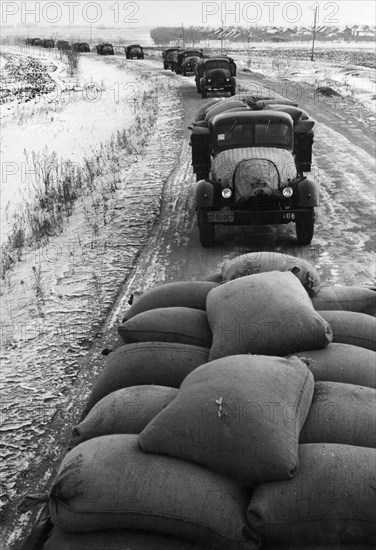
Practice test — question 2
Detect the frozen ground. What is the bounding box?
[227,42,376,127]
[0,48,183,544]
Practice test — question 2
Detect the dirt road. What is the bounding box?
[111,56,375,320]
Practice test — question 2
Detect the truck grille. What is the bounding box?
[210,70,226,85]
[239,195,283,211]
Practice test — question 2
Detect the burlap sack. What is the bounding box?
[82,342,209,416]
[205,100,247,121]
[43,527,209,550]
[205,271,224,283]
[311,285,375,316]
[195,97,226,121]
[207,272,332,361]
[221,252,320,295]
[139,355,314,486]
[49,435,258,550]
[118,307,212,348]
[264,545,369,550]
[71,386,178,446]
[318,310,376,351]
[291,344,376,388]
[300,381,376,447]
[247,443,376,544]
[123,281,218,321]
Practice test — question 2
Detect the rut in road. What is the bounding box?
[109,140,195,325]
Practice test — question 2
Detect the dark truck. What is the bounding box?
[195,57,237,98]
[173,49,203,74]
[190,100,317,246]
[162,47,180,69]
[56,40,70,50]
[96,43,115,55]
[181,55,201,76]
[125,44,144,59]
[72,42,90,52]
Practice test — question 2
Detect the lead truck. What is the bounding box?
[190,98,318,246]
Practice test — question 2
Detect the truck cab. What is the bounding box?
[191,104,318,246]
[195,57,237,98]
[174,49,203,74]
[125,44,144,59]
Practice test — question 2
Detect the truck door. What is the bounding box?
[190,129,211,180]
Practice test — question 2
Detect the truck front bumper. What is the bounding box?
[205,209,312,225]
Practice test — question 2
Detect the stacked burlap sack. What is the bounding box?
[40,253,376,549]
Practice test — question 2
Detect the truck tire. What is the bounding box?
[296,209,314,245]
[197,208,215,247]
[163,61,168,69]
[182,67,187,76]
[230,85,236,96]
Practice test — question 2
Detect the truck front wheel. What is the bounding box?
[197,208,215,247]
[296,209,314,245]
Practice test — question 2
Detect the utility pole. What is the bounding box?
[311,5,317,61]
[221,15,224,53]
[182,22,185,48]
[90,23,93,46]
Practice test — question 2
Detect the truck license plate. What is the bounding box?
[207,212,234,223]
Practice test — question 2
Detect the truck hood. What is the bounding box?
[212,147,296,189]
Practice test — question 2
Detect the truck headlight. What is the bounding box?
[282,186,293,198]
[222,188,232,199]
[226,78,230,82]
[207,78,211,82]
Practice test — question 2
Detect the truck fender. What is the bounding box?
[296,177,320,207]
[195,180,214,207]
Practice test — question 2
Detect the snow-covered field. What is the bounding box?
[0,47,183,541]
[0,39,375,547]
[1,46,140,238]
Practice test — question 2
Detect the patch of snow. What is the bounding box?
[0,50,141,239]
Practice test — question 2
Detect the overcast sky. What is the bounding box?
[2,1,376,28]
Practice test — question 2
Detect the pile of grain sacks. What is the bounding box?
[39,252,376,549]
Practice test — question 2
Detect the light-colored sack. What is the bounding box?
[49,435,259,550]
[83,342,209,416]
[123,281,218,321]
[139,355,314,486]
[311,285,375,316]
[247,443,376,544]
[291,343,376,388]
[71,385,177,446]
[300,381,376,447]
[221,252,320,294]
[118,307,212,348]
[204,271,224,283]
[207,272,332,361]
[318,310,376,351]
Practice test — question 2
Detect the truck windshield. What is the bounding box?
[215,120,292,150]
[205,60,230,70]
[184,51,201,57]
